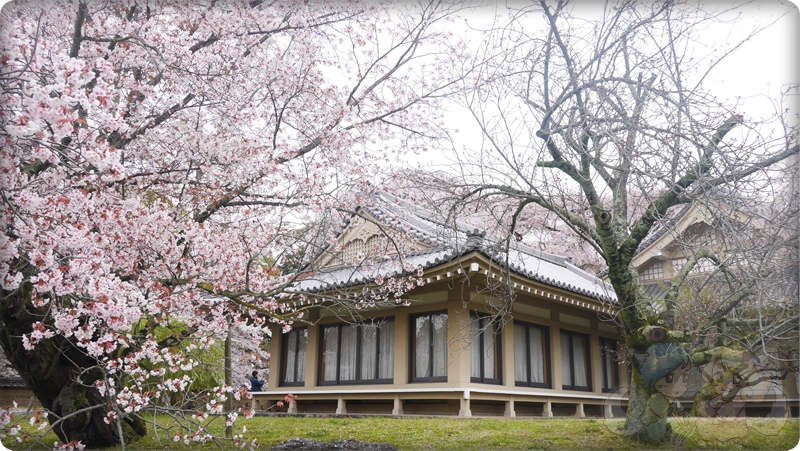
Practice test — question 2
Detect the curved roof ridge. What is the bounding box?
[372,192,571,268]
[294,190,617,302]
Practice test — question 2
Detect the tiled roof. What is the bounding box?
[292,192,617,303]
[0,378,27,388]
[635,204,692,255]
[642,282,670,302]
[291,247,455,292]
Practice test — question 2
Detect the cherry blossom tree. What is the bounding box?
[0,0,467,447]
[435,0,798,444]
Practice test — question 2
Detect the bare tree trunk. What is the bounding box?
[623,364,674,443]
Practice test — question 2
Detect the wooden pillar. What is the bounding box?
[590,334,603,394]
[502,321,516,388]
[448,303,470,386]
[267,325,282,390]
[394,312,408,384]
[304,325,319,388]
[551,328,563,391]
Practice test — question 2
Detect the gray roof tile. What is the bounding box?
[293,192,617,302]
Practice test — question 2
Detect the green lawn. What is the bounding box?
[5,415,799,450]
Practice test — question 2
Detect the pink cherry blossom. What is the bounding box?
[0,0,468,446]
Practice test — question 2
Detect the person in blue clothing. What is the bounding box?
[249,370,265,392]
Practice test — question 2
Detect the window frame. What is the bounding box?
[470,312,502,385]
[641,261,664,280]
[318,318,394,386]
[560,329,592,391]
[673,256,716,275]
[514,321,551,388]
[599,337,620,393]
[409,311,449,383]
[280,327,308,387]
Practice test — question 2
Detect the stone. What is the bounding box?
[270,438,398,451]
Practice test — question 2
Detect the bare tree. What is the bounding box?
[437,0,798,443]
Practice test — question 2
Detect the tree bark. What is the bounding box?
[622,354,676,443]
[0,283,146,447]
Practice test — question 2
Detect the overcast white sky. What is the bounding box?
[696,1,798,118]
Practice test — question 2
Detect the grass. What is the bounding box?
[4,415,799,450]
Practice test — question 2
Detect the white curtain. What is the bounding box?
[514,324,527,383]
[414,314,447,378]
[378,321,394,379]
[529,327,544,384]
[515,325,546,384]
[415,316,431,378]
[602,345,614,389]
[340,325,358,381]
[572,335,587,387]
[285,331,297,383]
[295,329,307,382]
[360,325,377,380]
[321,322,393,383]
[560,332,572,386]
[431,314,448,378]
[470,320,481,378]
[322,327,339,381]
[482,324,495,379]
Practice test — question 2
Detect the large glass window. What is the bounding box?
[281,327,307,386]
[470,314,501,384]
[320,319,394,385]
[514,322,550,387]
[560,330,591,391]
[600,337,619,392]
[411,312,448,382]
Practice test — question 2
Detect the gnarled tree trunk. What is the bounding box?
[622,352,678,444]
[0,283,146,447]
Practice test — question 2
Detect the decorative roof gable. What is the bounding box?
[311,205,433,270]
[632,202,731,269]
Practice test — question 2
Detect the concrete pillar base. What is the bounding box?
[460,394,471,418]
[543,400,553,417]
[504,400,516,417]
[392,397,404,416]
